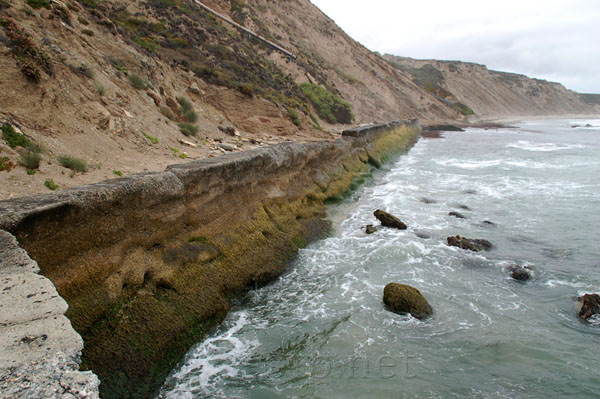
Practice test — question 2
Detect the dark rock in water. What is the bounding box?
[414,231,432,239]
[383,283,433,320]
[577,294,600,321]
[463,189,478,195]
[482,220,496,226]
[505,264,533,281]
[447,235,493,252]
[374,209,407,230]
[365,225,377,234]
[511,269,531,281]
[448,211,466,219]
[457,204,472,211]
[419,197,437,204]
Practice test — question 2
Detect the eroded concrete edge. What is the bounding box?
[0,230,100,399]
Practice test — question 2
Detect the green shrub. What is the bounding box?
[128,73,146,90]
[2,124,42,151]
[113,170,123,177]
[160,107,176,120]
[26,0,51,9]
[237,83,254,97]
[299,83,353,124]
[44,178,58,190]
[178,122,198,137]
[26,168,36,175]
[451,102,475,116]
[142,131,159,144]
[19,150,41,169]
[58,155,88,172]
[177,97,197,122]
[287,108,301,127]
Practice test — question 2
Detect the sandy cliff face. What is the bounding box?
[384,55,599,119]
[1,0,596,199]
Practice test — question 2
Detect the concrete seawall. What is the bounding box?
[0,120,420,398]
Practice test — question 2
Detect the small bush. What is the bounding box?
[142,131,159,144]
[160,107,176,120]
[80,64,94,78]
[26,0,51,9]
[44,178,58,190]
[26,168,36,175]
[287,108,301,127]
[78,16,89,25]
[2,124,41,151]
[94,83,105,96]
[113,170,123,177]
[82,29,94,36]
[58,155,87,172]
[299,83,353,124]
[177,97,197,123]
[237,83,254,97]
[128,73,146,90]
[19,150,41,170]
[0,157,15,172]
[451,102,475,116]
[178,122,198,137]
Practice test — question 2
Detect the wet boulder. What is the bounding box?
[505,264,533,281]
[374,209,407,230]
[448,211,466,219]
[447,235,493,252]
[365,225,377,234]
[577,294,600,321]
[383,283,433,320]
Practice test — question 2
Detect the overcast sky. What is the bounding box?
[310,0,600,93]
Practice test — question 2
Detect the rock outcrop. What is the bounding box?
[577,294,600,321]
[374,210,408,230]
[447,235,493,252]
[383,283,433,320]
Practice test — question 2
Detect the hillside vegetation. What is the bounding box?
[0,0,598,199]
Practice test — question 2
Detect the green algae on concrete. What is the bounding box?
[0,120,420,398]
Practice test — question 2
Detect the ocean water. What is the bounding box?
[159,119,600,399]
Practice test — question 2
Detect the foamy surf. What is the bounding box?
[160,120,600,398]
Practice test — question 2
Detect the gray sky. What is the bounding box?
[310,0,600,93]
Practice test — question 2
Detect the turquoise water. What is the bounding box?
[159,119,600,398]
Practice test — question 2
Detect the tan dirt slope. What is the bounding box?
[0,0,597,199]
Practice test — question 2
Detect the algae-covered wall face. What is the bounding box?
[0,122,420,399]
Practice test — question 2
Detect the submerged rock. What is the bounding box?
[419,197,437,204]
[374,209,407,230]
[447,235,493,252]
[383,283,433,320]
[506,264,533,281]
[577,294,600,321]
[365,225,377,234]
[482,220,496,227]
[448,211,466,219]
[414,230,432,239]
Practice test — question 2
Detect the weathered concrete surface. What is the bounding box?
[0,231,100,399]
[0,120,420,398]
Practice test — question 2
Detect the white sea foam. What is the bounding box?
[160,312,256,398]
[506,140,585,152]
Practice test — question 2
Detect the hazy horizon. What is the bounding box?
[311,0,600,94]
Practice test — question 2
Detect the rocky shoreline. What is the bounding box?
[0,120,420,398]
